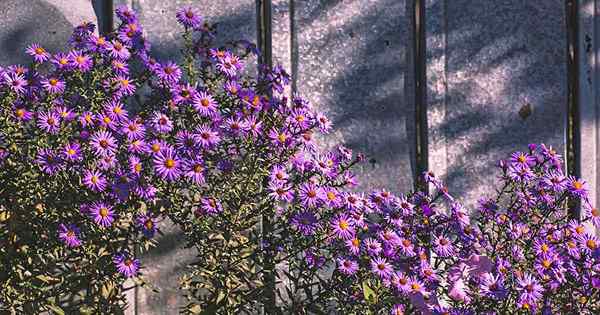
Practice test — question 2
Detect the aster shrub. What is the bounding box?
[311,144,600,314]
[0,4,351,314]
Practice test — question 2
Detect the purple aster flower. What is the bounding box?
[541,170,566,192]
[57,223,82,248]
[121,118,145,140]
[378,229,400,247]
[153,147,181,181]
[510,151,535,168]
[82,169,107,192]
[337,257,359,276]
[585,205,600,228]
[398,238,416,257]
[136,214,158,238]
[69,50,93,72]
[133,183,157,201]
[150,112,173,134]
[331,214,355,239]
[567,176,587,198]
[41,77,65,94]
[175,130,199,152]
[128,139,148,154]
[176,7,202,29]
[244,115,263,138]
[323,187,342,208]
[290,211,318,236]
[216,55,242,77]
[51,53,72,71]
[156,61,182,84]
[579,233,599,256]
[183,158,206,185]
[364,238,383,256]
[113,252,140,278]
[508,165,535,182]
[148,139,170,156]
[115,5,137,23]
[107,40,131,60]
[433,234,454,257]
[268,181,294,203]
[196,125,221,149]
[222,116,246,137]
[197,197,223,216]
[54,105,76,121]
[3,72,28,94]
[118,22,142,44]
[11,103,33,122]
[128,155,143,176]
[479,272,506,299]
[90,202,115,227]
[111,59,129,75]
[288,108,312,130]
[315,112,332,133]
[370,257,393,279]
[224,80,241,96]
[298,182,322,208]
[345,237,361,256]
[35,148,64,174]
[79,111,94,128]
[62,142,82,162]
[171,83,197,105]
[517,273,543,306]
[104,101,129,123]
[26,43,50,63]
[89,130,117,156]
[269,165,289,183]
[88,34,109,52]
[113,75,136,96]
[269,129,293,149]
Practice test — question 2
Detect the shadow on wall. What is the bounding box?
[0,0,74,66]
[289,0,417,194]
[426,0,568,206]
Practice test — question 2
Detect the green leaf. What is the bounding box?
[46,305,65,315]
[362,280,377,305]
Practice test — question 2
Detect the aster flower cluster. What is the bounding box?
[299,144,598,314]
[0,4,339,314]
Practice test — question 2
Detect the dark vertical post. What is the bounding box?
[414,0,428,190]
[92,0,114,35]
[256,0,276,311]
[566,0,580,217]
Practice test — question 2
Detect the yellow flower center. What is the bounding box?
[144,220,153,230]
[35,47,45,54]
[338,220,349,230]
[99,207,109,217]
[587,239,596,250]
[327,192,336,201]
[164,159,175,169]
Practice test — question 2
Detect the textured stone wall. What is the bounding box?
[426,0,568,208]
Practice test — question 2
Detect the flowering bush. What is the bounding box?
[311,144,600,314]
[1,4,599,315]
